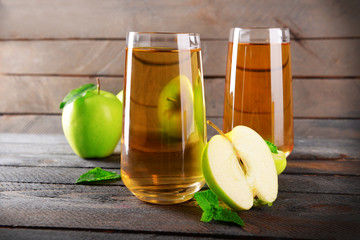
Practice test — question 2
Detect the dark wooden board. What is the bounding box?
[1,116,359,141]
[0,228,218,240]
[291,138,360,160]
[0,0,359,39]
[1,40,359,77]
[286,159,360,176]
[2,76,360,118]
[0,228,221,240]
[1,130,359,161]
[1,182,359,239]
[0,166,359,196]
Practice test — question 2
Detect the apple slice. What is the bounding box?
[202,125,278,210]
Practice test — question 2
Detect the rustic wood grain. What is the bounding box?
[1,116,359,141]
[0,76,123,114]
[1,76,360,118]
[286,159,360,176]
[0,40,359,77]
[205,78,360,118]
[1,131,360,175]
[0,115,63,134]
[0,228,221,240]
[1,133,360,176]
[0,228,216,240]
[0,166,359,196]
[0,0,359,39]
[293,119,360,140]
[1,182,359,239]
[291,138,360,160]
[1,129,360,160]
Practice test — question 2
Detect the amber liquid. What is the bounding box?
[223,42,294,156]
[121,47,206,204]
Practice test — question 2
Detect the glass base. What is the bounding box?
[130,180,205,205]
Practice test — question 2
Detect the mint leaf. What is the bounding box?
[213,207,244,226]
[200,208,215,222]
[265,140,278,154]
[194,189,219,212]
[194,190,244,227]
[76,167,121,184]
[60,83,96,109]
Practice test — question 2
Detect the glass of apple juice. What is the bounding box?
[121,32,207,204]
[223,28,294,156]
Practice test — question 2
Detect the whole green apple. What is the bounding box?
[61,83,123,159]
[157,75,194,139]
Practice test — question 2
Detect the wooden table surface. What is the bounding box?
[1,131,359,240]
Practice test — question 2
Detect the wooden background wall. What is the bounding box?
[0,0,359,140]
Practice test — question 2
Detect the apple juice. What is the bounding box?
[121,47,206,204]
[223,42,294,156]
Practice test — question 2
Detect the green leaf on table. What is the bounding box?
[60,83,96,109]
[194,190,244,227]
[194,189,219,211]
[200,208,215,222]
[265,140,278,154]
[76,167,121,184]
[213,207,245,226]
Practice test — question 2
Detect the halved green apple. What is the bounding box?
[202,125,278,210]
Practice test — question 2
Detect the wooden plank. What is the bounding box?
[0,229,215,240]
[286,159,360,176]
[0,166,359,195]
[1,116,359,140]
[1,182,359,239]
[1,132,360,160]
[1,76,360,118]
[1,153,358,176]
[0,76,123,114]
[1,134,360,176]
[0,115,63,134]
[1,128,360,161]
[0,40,359,77]
[293,119,360,140]
[0,228,219,240]
[0,0,359,39]
[291,138,360,160]
[293,79,360,118]
[205,79,360,118]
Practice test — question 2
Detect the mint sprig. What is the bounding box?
[194,190,244,226]
[60,83,96,109]
[265,140,278,154]
[76,167,121,184]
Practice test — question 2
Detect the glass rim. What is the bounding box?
[126,32,201,49]
[229,27,290,44]
[127,31,200,37]
[230,27,289,31]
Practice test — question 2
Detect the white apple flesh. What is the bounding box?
[202,125,278,210]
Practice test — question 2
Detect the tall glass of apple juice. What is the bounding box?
[121,32,206,204]
[223,28,294,156]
